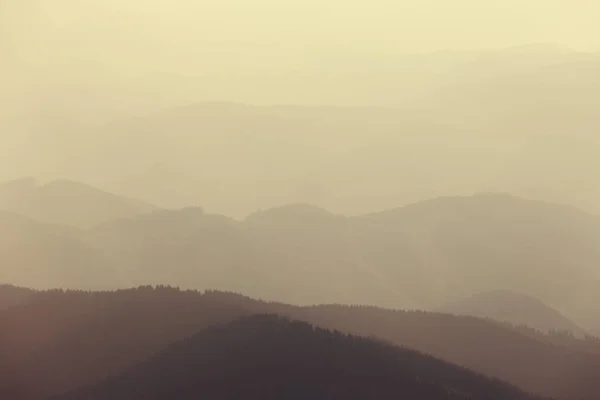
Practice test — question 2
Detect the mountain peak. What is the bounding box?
[0,177,157,228]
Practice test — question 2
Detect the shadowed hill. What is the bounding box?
[0,178,157,228]
[438,290,586,337]
[0,287,252,399]
[288,303,600,400]
[0,285,34,310]
[1,287,599,400]
[54,315,545,400]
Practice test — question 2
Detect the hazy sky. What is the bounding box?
[1,0,599,115]
[5,1,600,52]
[3,0,600,79]
[2,0,600,213]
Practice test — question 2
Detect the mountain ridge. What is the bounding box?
[54,314,546,400]
[438,290,586,337]
[0,178,158,228]
[0,285,596,400]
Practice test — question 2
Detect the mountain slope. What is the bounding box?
[0,211,118,289]
[85,205,396,306]
[56,315,544,400]
[0,285,33,310]
[85,207,267,295]
[0,178,157,228]
[3,190,600,331]
[77,193,600,328]
[289,303,600,400]
[438,290,586,336]
[360,193,600,325]
[1,287,600,400]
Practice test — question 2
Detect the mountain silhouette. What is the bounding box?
[1,286,600,400]
[87,193,600,319]
[0,284,33,310]
[54,314,545,400]
[0,211,117,289]
[438,290,586,336]
[2,189,600,331]
[0,189,600,333]
[0,178,157,228]
[361,193,600,328]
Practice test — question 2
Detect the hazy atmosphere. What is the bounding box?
[1,1,600,399]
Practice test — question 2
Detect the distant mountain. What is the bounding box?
[85,207,264,294]
[81,193,600,329]
[91,100,531,217]
[2,191,600,332]
[245,203,341,226]
[6,48,600,215]
[111,162,203,210]
[438,290,586,336]
[55,315,544,400]
[0,178,157,228]
[360,193,600,327]
[87,102,389,217]
[2,287,599,400]
[85,205,403,307]
[0,211,119,290]
[244,204,393,306]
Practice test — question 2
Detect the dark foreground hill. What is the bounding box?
[0,284,33,310]
[55,315,543,400]
[1,287,600,400]
[288,304,600,400]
